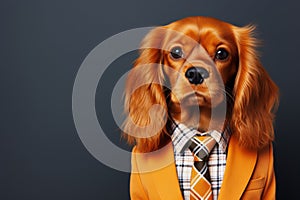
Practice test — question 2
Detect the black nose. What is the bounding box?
[185,67,209,85]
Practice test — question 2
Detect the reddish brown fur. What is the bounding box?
[123,16,279,152]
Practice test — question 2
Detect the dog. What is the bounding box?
[123,16,279,200]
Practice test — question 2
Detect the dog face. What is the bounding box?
[161,17,239,108]
[123,16,279,152]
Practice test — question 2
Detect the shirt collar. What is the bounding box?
[170,121,231,154]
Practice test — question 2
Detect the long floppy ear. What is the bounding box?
[123,28,169,153]
[231,25,279,150]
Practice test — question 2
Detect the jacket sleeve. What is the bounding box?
[262,143,276,199]
[130,147,149,200]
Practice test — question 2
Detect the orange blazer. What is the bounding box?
[130,136,275,200]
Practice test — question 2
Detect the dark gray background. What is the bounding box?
[1,0,299,199]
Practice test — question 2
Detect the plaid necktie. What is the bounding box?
[189,135,216,200]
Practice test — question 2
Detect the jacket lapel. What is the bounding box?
[218,136,258,200]
[135,142,183,200]
[151,159,183,200]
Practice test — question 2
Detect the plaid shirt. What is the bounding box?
[170,122,230,200]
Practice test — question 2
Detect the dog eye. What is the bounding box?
[215,48,229,61]
[170,46,183,59]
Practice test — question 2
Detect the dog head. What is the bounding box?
[123,16,279,152]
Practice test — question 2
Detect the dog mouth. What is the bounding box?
[181,92,208,105]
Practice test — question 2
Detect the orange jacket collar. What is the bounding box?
[134,136,258,200]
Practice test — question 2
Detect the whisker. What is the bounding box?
[222,86,235,107]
